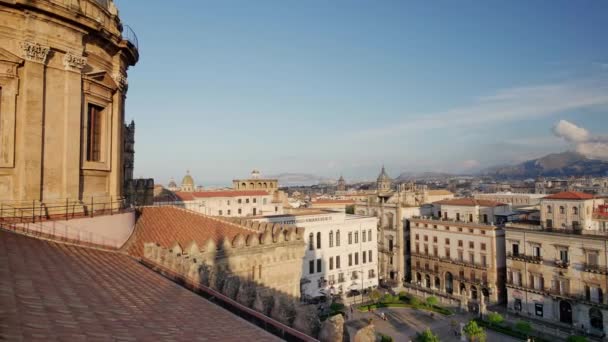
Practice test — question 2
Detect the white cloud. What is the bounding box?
[553,120,608,160]
[553,120,589,143]
[360,77,608,138]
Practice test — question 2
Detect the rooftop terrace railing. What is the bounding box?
[122,24,139,50]
[0,196,131,224]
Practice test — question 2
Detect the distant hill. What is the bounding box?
[270,173,333,186]
[480,151,608,179]
[396,171,456,181]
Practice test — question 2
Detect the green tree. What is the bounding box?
[415,328,440,342]
[409,296,421,307]
[486,312,504,327]
[463,320,486,342]
[566,336,588,342]
[426,296,439,307]
[370,289,382,303]
[345,205,355,215]
[515,320,532,338]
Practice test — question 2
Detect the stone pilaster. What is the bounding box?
[17,44,48,200]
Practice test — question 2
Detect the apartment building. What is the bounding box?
[254,209,379,300]
[505,192,607,336]
[409,198,508,312]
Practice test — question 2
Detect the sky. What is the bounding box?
[115,0,608,186]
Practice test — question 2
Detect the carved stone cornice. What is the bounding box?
[63,53,87,71]
[19,41,50,64]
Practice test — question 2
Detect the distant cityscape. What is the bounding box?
[1,1,607,342]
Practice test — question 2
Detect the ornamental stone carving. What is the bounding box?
[113,72,128,90]
[63,53,87,71]
[20,41,50,64]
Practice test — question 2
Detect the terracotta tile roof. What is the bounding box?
[0,229,278,341]
[173,190,270,201]
[126,206,254,258]
[434,198,507,207]
[543,191,595,200]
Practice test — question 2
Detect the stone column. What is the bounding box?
[17,42,49,201]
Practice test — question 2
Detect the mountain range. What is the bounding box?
[479,151,608,179]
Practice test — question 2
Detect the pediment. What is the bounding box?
[84,70,118,91]
[0,47,24,65]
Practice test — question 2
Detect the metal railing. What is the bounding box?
[122,25,139,50]
[0,197,130,223]
[411,252,489,270]
[583,263,608,275]
[506,252,543,264]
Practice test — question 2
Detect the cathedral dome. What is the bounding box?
[377,166,391,183]
[181,171,195,187]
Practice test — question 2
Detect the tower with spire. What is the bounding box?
[337,174,346,192]
[377,165,392,193]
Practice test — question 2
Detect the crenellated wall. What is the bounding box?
[141,223,325,335]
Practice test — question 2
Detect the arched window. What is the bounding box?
[559,206,565,214]
[329,231,334,247]
[547,205,552,213]
[572,207,578,215]
[308,233,314,250]
[336,230,341,246]
[316,232,321,249]
[590,307,603,331]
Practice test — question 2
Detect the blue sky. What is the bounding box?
[116,1,608,185]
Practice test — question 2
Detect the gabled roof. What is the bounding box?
[0,230,278,340]
[543,191,595,200]
[126,207,255,258]
[434,198,507,207]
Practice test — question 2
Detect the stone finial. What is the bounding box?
[261,231,273,245]
[63,53,87,71]
[232,234,246,248]
[203,239,217,253]
[170,242,183,255]
[221,238,232,250]
[246,233,260,247]
[20,41,50,64]
[185,240,199,255]
[273,231,285,243]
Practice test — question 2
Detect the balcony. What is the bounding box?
[411,216,498,229]
[554,260,570,269]
[506,281,570,298]
[411,252,488,270]
[506,252,543,264]
[583,263,608,275]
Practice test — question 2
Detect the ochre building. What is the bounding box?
[0,0,138,209]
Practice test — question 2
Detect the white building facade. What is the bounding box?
[159,190,283,217]
[254,210,379,299]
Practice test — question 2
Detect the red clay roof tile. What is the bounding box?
[0,229,278,341]
[126,206,254,258]
[543,191,595,200]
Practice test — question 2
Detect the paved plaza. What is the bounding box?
[345,306,522,341]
